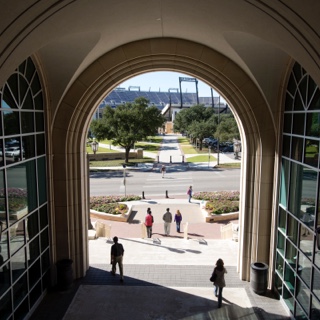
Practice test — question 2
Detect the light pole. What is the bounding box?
[208,146,211,168]
[122,164,126,197]
[91,138,99,154]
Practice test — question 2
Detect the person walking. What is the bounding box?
[187,186,193,203]
[110,236,125,282]
[161,165,166,178]
[174,209,182,233]
[162,208,172,236]
[145,208,154,238]
[211,258,227,308]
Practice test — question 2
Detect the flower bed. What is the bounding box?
[194,191,240,223]
[89,195,139,222]
[90,195,140,213]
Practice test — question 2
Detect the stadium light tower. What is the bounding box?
[179,77,199,108]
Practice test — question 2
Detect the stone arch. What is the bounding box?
[52,38,276,280]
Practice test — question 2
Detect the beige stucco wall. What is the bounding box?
[50,38,279,283]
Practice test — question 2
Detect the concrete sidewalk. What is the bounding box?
[93,134,241,171]
[32,198,290,320]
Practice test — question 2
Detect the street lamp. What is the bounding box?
[91,138,99,154]
[208,146,211,168]
[122,164,126,197]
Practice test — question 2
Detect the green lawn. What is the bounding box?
[86,146,119,154]
[89,158,154,167]
[187,155,217,162]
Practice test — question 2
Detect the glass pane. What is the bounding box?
[279,207,286,232]
[289,164,317,221]
[283,283,294,313]
[21,89,34,111]
[40,228,49,252]
[34,92,43,111]
[275,272,283,295]
[0,230,9,262]
[299,226,313,261]
[282,135,291,158]
[11,247,26,283]
[14,297,29,319]
[39,205,48,231]
[279,159,290,207]
[308,87,320,111]
[22,135,35,159]
[41,248,50,273]
[0,140,4,167]
[28,259,41,288]
[38,157,47,205]
[0,169,7,229]
[287,214,298,244]
[7,167,28,223]
[293,113,305,135]
[294,88,305,111]
[21,111,34,133]
[291,137,303,161]
[0,261,10,296]
[315,232,320,269]
[277,231,285,255]
[9,220,25,256]
[311,295,320,320]
[276,252,284,278]
[304,139,319,168]
[312,268,320,298]
[284,262,296,294]
[13,273,27,308]
[28,236,40,266]
[295,302,308,319]
[36,134,45,155]
[3,110,19,135]
[0,290,12,319]
[35,112,44,131]
[306,112,320,137]
[283,113,292,133]
[27,211,39,241]
[296,278,310,313]
[298,253,312,288]
[285,240,297,264]
[5,137,22,164]
[30,281,42,308]
[3,82,18,110]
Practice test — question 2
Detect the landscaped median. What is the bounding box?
[89,195,141,222]
[194,191,240,223]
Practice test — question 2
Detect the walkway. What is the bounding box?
[30,136,290,320]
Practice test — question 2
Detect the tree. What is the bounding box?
[189,120,217,150]
[90,97,165,163]
[215,114,240,142]
[174,104,214,134]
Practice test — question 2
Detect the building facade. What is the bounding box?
[0,1,320,319]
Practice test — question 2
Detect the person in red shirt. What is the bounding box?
[145,208,154,238]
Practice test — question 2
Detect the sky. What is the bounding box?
[119,71,225,100]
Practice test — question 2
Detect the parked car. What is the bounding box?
[5,147,21,157]
[220,144,234,152]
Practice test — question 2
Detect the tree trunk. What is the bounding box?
[125,147,130,163]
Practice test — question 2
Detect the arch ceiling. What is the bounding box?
[1,0,320,113]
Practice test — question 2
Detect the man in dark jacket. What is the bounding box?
[110,236,125,282]
[162,208,172,236]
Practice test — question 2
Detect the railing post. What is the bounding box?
[166,190,169,198]
[142,191,145,199]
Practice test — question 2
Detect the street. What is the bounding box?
[90,166,241,198]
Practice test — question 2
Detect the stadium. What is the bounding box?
[95,78,230,133]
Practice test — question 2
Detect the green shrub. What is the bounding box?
[194,191,240,215]
[89,195,140,214]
